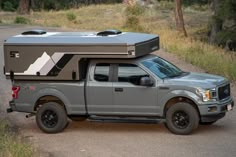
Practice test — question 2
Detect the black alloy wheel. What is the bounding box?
[172,111,190,129]
[41,110,59,128]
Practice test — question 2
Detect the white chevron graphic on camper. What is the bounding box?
[23,52,50,75]
[39,53,65,75]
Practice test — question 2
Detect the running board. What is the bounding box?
[87,116,165,124]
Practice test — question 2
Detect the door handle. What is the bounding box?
[115,88,123,92]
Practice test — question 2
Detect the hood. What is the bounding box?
[166,72,227,89]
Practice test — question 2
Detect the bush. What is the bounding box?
[14,16,30,24]
[66,12,76,21]
[125,5,144,16]
[3,1,15,12]
[124,16,143,31]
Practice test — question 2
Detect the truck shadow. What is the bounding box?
[63,120,231,135]
[66,120,167,134]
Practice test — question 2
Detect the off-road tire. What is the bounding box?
[165,102,199,135]
[36,102,68,133]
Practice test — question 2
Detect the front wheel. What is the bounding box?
[36,102,68,133]
[165,102,199,135]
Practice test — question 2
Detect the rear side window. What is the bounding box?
[118,63,148,85]
[94,63,110,82]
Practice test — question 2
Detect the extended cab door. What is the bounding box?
[112,63,159,116]
[86,62,113,115]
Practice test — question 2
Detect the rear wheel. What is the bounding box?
[165,102,199,135]
[36,102,68,133]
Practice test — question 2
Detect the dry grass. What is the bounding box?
[0,3,236,81]
[0,121,34,157]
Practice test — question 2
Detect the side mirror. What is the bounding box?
[140,76,154,87]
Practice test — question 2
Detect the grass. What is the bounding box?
[14,16,30,24]
[0,3,235,81]
[0,120,34,157]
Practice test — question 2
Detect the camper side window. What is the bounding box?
[94,63,110,82]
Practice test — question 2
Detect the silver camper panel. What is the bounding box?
[4,31,159,80]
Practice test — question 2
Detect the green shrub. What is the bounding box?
[66,12,76,21]
[3,1,16,12]
[157,1,174,10]
[124,16,143,32]
[14,16,30,24]
[125,5,144,16]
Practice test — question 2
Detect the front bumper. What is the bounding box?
[198,97,234,122]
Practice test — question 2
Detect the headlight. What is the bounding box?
[196,88,216,102]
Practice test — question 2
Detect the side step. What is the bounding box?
[88,116,165,124]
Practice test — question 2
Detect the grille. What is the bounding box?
[218,84,230,100]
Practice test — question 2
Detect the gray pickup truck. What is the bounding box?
[5,30,234,135]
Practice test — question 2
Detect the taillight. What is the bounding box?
[12,86,20,99]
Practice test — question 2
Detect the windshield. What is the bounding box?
[141,57,183,79]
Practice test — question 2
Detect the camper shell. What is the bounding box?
[4,30,159,80]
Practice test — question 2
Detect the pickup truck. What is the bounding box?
[7,54,234,135]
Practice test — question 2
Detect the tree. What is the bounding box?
[174,0,187,37]
[209,0,236,50]
[19,0,30,14]
[209,0,222,44]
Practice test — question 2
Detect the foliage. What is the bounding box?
[43,0,62,10]
[219,0,236,20]
[158,27,236,81]
[124,2,144,32]
[125,5,144,16]
[210,0,236,49]
[182,0,208,6]
[124,16,144,31]
[0,121,34,157]
[2,0,18,11]
[1,3,236,80]
[216,30,236,46]
[14,16,30,24]
[66,12,77,21]
[0,0,123,11]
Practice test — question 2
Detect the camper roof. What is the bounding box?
[5,30,158,46]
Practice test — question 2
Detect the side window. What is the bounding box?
[118,64,148,85]
[94,63,110,82]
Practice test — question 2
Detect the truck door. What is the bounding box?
[86,63,113,115]
[112,63,159,116]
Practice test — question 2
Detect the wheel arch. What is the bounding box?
[33,88,70,113]
[163,96,200,118]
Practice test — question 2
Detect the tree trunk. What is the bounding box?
[209,0,222,44]
[174,0,187,37]
[30,0,36,10]
[19,0,30,14]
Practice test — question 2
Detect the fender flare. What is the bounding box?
[32,88,70,113]
[160,90,201,115]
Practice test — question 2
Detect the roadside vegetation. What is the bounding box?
[0,2,235,81]
[0,120,34,157]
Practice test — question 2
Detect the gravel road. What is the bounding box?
[0,25,235,157]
